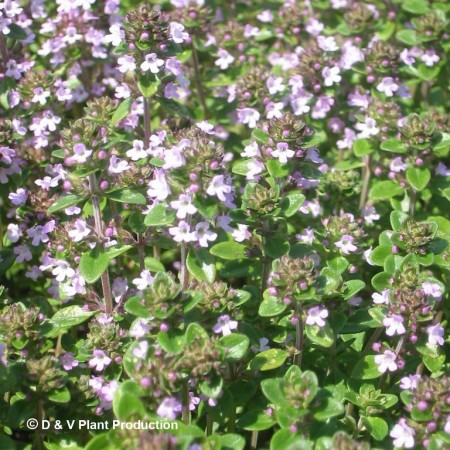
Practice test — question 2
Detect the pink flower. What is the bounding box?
[169,22,189,44]
[89,350,112,372]
[376,77,399,97]
[206,175,232,202]
[60,352,79,371]
[140,53,164,73]
[71,143,92,164]
[374,350,397,373]
[132,270,154,291]
[215,48,234,70]
[193,221,217,247]
[306,306,329,327]
[427,324,444,346]
[390,419,415,449]
[170,193,197,219]
[117,55,136,73]
[8,187,28,205]
[372,289,390,305]
[68,219,91,243]
[126,140,148,161]
[272,142,295,163]
[322,66,341,86]
[157,397,182,420]
[399,374,421,390]
[356,117,379,138]
[317,35,339,51]
[383,314,406,336]
[421,50,439,67]
[213,315,238,336]
[335,234,358,254]
[232,224,251,242]
[236,108,260,128]
[422,282,443,300]
[132,341,149,359]
[169,221,195,243]
[108,155,130,174]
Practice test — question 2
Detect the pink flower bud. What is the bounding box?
[160,323,169,332]
[99,180,109,190]
[140,377,151,388]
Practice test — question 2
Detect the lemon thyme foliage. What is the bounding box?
[0,0,449,449]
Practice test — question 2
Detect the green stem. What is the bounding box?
[137,232,145,272]
[250,431,259,450]
[359,155,372,211]
[180,244,189,290]
[88,174,114,315]
[191,43,209,118]
[261,220,271,291]
[293,301,304,368]
[182,380,190,424]
[206,413,213,436]
[0,34,8,68]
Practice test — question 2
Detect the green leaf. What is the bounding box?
[110,98,133,126]
[0,433,17,450]
[138,75,160,98]
[264,237,290,259]
[79,248,110,283]
[113,385,145,421]
[236,409,276,431]
[50,306,95,329]
[220,334,250,362]
[343,280,366,300]
[251,128,269,144]
[48,387,71,404]
[353,139,373,156]
[0,249,15,275]
[185,323,209,344]
[312,395,345,421]
[270,430,312,450]
[250,349,289,371]
[220,434,246,450]
[259,295,287,317]
[363,417,389,441]
[157,330,185,354]
[401,0,429,14]
[144,203,176,226]
[380,138,407,154]
[7,23,27,40]
[369,181,403,200]
[48,195,85,214]
[186,248,216,283]
[280,191,305,217]
[351,355,381,380]
[370,245,393,266]
[390,210,410,231]
[406,167,431,191]
[305,323,334,348]
[210,241,247,260]
[124,296,148,317]
[267,159,290,178]
[396,29,419,45]
[261,378,288,408]
[106,188,147,205]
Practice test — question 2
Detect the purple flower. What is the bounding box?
[89,350,112,372]
[169,221,195,243]
[390,418,415,449]
[399,374,421,390]
[157,397,183,420]
[141,53,164,74]
[213,315,238,336]
[8,188,28,205]
[372,289,390,305]
[60,352,79,371]
[272,142,295,163]
[215,48,234,70]
[427,324,444,346]
[306,306,329,327]
[236,108,260,129]
[132,270,154,291]
[68,219,91,243]
[374,350,398,373]
[383,314,406,336]
[335,235,358,254]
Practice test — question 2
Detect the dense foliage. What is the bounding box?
[0,0,449,449]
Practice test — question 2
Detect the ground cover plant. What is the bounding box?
[0,0,449,449]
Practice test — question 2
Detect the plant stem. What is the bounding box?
[143,97,151,147]
[191,43,209,118]
[0,34,8,68]
[137,232,145,272]
[359,155,372,211]
[206,413,213,436]
[293,301,304,368]
[182,380,190,424]
[180,244,189,290]
[250,431,259,450]
[409,189,416,217]
[261,220,271,291]
[88,174,114,315]
[55,334,63,357]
